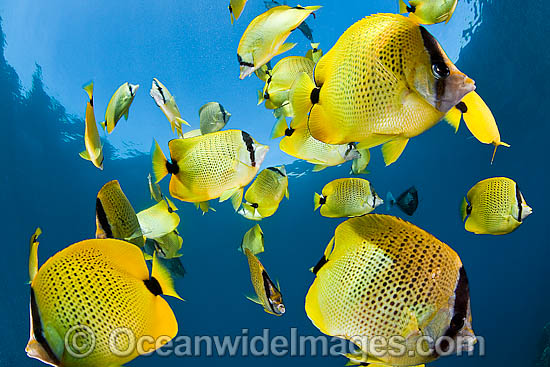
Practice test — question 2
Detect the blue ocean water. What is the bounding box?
[2,1,548,366]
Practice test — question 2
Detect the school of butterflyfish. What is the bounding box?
[27,1,533,366]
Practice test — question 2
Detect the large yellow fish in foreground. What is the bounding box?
[291,14,503,166]
[461,177,532,235]
[314,178,383,218]
[237,5,321,79]
[26,235,182,367]
[306,215,475,366]
[79,82,104,170]
[150,78,190,137]
[244,248,285,316]
[399,0,458,24]
[239,166,289,220]
[96,180,145,247]
[151,130,269,209]
[102,82,139,133]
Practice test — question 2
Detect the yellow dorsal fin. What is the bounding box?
[29,227,42,283]
[398,0,409,13]
[152,252,183,300]
[82,81,93,100]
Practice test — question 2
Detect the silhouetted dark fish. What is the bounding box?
[386,186,418,216]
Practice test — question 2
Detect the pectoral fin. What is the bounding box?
[381,138,409,166]
[245,295,263,305]
[275,43,297,57]
[219,187,243,211]
[79,150,90,161]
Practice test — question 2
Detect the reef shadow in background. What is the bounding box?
[0,17,154,365]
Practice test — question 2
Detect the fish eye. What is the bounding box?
[432,62,450,79]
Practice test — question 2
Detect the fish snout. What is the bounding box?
[439,73,476,112]
[130,83,140,96]
[254,145,270,166]
[522,204,533,220]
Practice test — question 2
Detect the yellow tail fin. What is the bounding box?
[229,5,235,25]
[82,81,93,100]
[257,90,265,105]
[271,117,288,139]
[399,0,409,13]
[314,193,323,211]
[460,197,469,222]
[152,252,183,300]
[29,227,42,283]
[151,140,169,183]
[290,72,315,128]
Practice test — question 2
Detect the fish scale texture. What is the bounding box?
[311,14,442,142]
[169,130,260,202]
[321,178,375,217]
[307,215,462,343]
[32,240,156,366]
[467,177,517,234]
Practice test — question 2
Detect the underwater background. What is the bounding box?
[1,0,548,366]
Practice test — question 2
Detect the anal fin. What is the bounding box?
[381,138,409,166]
